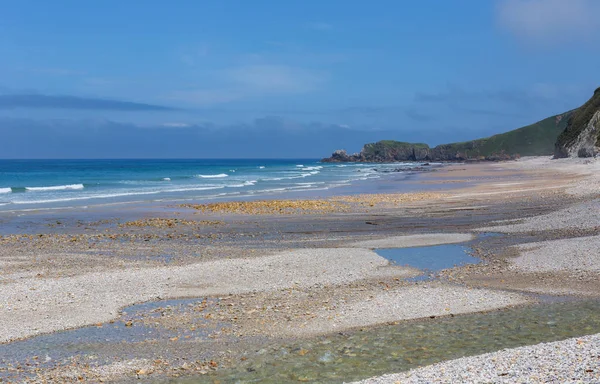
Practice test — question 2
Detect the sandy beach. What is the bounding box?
[1,156,600,383]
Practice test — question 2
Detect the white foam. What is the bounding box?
[162,177,171,181]
[301,166,323,171]
[296,164,304,167]
[197,173,228,178]
[262,173,315,181]
[14,186,226,204]
[228,180,257,188]
[294,171,320,178]
[259,166,265,169]
[0,188,11,194]
[256,184,326,194]
[25,184,84,192]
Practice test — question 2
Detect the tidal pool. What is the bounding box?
[376,243,479,280]
[173,299,600,384]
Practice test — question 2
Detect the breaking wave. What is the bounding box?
[196,173,228,178]
[25,184,85,192]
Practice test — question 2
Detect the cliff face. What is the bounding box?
[554,88,600,158]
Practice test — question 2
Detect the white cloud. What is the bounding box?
[161,122,192,128]
[168,89,243,105]
[496,0,600,44]
[226,65,324,93]
[168,65,325,106]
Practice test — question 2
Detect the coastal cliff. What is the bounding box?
[323,111,571,163]
[324,86,600,163]
[554,87,600,158]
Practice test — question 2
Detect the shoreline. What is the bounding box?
[0,160,450,216]
[1,156,600,382]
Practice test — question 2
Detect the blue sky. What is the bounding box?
[1,0,599,158]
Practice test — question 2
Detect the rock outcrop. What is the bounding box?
[554,87,600,158]
[322,142,519,163]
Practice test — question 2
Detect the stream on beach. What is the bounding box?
[172,298,600,384]
[1,294,599,383]
[3,235,600,383]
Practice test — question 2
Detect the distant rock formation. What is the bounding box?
[321,142,519,163]
[554,87,600,158]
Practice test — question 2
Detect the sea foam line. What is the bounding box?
[228,180,257,188]
[197,173,228,178]
[25,184,84,192]
[13,186,225,204]
[0,188,11,194]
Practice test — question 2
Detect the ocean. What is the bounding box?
[0,159,429,211]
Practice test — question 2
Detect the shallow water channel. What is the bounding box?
[375,243,479,280]
[174,299,600,383]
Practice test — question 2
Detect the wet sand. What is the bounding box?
[1,157,599,383]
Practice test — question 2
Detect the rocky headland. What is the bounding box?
[322,141,519,163]
[324,86,600,163]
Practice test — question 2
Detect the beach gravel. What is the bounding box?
[352,332,600,384]
[0,248,412,343]
[478,199,600,233]
[511,235,600,273]
[279,283,528,337]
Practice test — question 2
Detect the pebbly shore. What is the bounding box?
[1,156,600,383]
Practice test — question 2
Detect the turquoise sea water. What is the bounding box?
[0,159,429,211]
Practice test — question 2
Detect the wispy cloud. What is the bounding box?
[306,22,333,31]
[415,85,545,107]
[161,122,192,128]
[0,94,176,111]
[28,67,86,76]
[226,65,323,93]
[179,43,211,66]
[404,108,435,122]
[168,89,243,105]
[82,77,115,87]
[169,64,326,105]
[496,0,600,45]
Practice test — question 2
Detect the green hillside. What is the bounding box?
[435,111,573,159]
[323,109,575,162]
